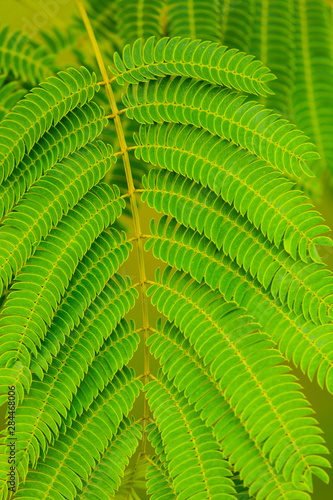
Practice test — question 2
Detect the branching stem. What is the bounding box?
[76,0,151,454]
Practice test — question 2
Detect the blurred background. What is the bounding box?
[1,0,333,498]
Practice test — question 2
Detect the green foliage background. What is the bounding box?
[1,0,333,499]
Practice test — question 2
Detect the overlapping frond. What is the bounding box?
[0,67,128,406]
[73,0,122,52]
[146,454,176,500]
[30,228,132,378]
[146,319,319,499]
[0,26,54,85]
[292,0,333,178]
[13,368,141,500]
[6,310,138,485]
[147,273,330,490]
[0,141,115,296]
[0,66,99,184]
[219,0,255,53]
[0,4,332,500]
[142,169,333,324]
[110,36,276,96]
[248,0,295,116]
[136,122,332,262]
[146,369,237,499]
[0,222,138,496]
[116,0,164,45]
[167,0,221,43]
[124,76,318,178]
[146,216,333,394]
[0,101,107,219]
[0,182,124,394]
[67,314,139,422]
[114,454,148,499]
[0,75,25,122]
[76,417,142,499]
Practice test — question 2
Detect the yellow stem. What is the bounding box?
[76,0,151,454]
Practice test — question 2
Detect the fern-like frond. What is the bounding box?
[12,368,141,500]
[292,0,333,178]
[220,0,255,53]
[124,76,318,178]
[0,183,125,399]
[109,36,276,96]
[167,0,221,43]
[146,455,176,500]
[114,454,148,499]
[76,417,142,499]
[1,4,332,499]
[0,75,25,122]
[248,0,295,116]
[7,312,138,486]
[0,101,107,219]
[0,26,54,85]
[0,66,99,184]
[147,320,316,499]
[147,216,333,394]
[0,141,115,297]
[136,122,332,262]
[116,0,164,45]
[147,272,330,489]
[142,169,333,324]
[146,370,237,498]
[30,228,133,378]
[69,318,139,422]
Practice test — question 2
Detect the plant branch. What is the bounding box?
[76,0,151,455]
